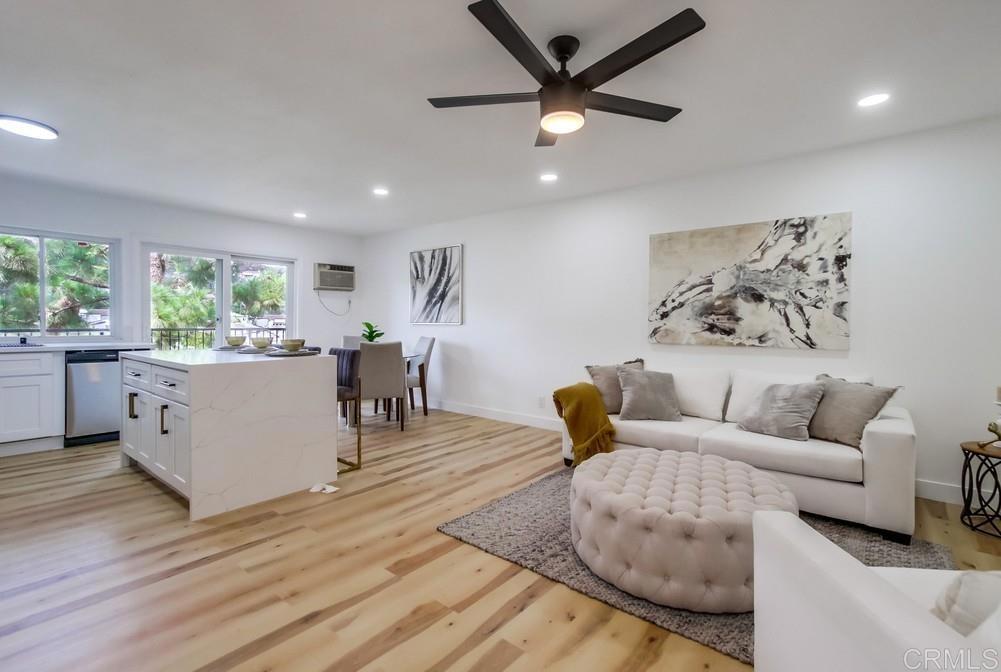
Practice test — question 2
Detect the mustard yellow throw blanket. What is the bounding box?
[553,382,614,466]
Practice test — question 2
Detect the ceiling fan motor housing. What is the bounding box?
[540,82,587,121]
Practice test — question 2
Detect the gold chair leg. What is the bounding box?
[339,383,363,474]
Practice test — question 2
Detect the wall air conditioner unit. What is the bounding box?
[314,263,355,291]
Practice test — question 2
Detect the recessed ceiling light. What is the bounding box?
[293,212,307,219]
[540,173,558,183]
[857,93,890,108]
[372,186,389,197]
[0,115,59,140]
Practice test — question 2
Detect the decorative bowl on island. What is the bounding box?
[251,336,272,349]
[281,339,305,352]
[226,335,246,347]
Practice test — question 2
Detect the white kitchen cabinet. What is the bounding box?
[0,352,62,444]
[0,375,56,443]
[121,386,154,466]
[152,396,190,497]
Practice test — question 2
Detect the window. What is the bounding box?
[143,245,293,350]
[0,230,115,338]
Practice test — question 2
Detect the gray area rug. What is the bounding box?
[437,469,955,665]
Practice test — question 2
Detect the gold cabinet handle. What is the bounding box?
[160,404,169,435]
[128,392,138,419]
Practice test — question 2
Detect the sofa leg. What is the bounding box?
[878,529,912,545]
[563,457,573,468]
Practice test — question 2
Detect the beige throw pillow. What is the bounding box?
[617,369,682,422]
[809,374,898,448]
[931,571,1001,636]
[585,358,643,414]
[738,382,825,441]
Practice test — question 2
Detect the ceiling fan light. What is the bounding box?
[540,111,585,135]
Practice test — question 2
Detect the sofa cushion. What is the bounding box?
[669,368,731,421]
[618,369,682,421]
[930,571,1001,636]
[810,374,899,448]
[699,422,864,483]
[874,567,961,611]
[610,415,719,454]
[726,371,815,424]
[739,382,825,441]
[725,369,874,424]
[585,358,643,414]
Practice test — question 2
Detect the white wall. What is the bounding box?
[360,114,1001,503]
[0,173,361,351]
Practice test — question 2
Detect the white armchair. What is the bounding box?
[752,511,995,672]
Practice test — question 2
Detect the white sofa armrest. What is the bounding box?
[560,425,573,462]
[753,511,968,672]
[860,406,916,535]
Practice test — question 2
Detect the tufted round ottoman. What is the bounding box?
[570,448,798,613]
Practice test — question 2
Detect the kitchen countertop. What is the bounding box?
[0,341,153,354]
[120,348,329,370]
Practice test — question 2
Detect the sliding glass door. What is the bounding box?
[148,251,222,349]
[144,246,294,350]
[230,257,290,343]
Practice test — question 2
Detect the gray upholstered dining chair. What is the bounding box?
[329,347,362,472]
[407,336,435,416]
[359,341,408,431]
[341,335,362,349]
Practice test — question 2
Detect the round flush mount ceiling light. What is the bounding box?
[0,115,59,140]
[540,110,585,135]
[857,93,890,108]
[539,173,558,183]
[293,212,307,219]
[372,186,389,197]
[539,84,586,135]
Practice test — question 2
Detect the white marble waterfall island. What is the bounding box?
[119,350,338,520]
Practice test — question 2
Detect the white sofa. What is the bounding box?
[754,511,995,672]
[561,368,916,540]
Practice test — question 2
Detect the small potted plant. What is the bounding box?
[361,322,384,342]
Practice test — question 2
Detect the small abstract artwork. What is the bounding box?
[648,213,852,350]
[410,245,462,325]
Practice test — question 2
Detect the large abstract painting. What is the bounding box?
[410,245,462,325]
[648,212,851,350]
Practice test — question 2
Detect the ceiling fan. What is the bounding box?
[428,0,706,146]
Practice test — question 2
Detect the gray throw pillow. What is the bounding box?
[739,382,825,441]
[585,358,643,414]
[809,374,898,448]
[618,369,682,421]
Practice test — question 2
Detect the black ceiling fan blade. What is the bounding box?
[535,128,558,146]
[572,8,705,90]
[428,92,539,108]
[468,0,560,87]
[586,91,681,122]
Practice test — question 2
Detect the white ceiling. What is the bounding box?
[1,0,1000,235]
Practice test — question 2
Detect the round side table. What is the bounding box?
[960,441,1001,538]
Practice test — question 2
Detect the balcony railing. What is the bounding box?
[151,327,287,350]
[1,327,287,350]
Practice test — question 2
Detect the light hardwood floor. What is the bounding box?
[0,410,998,671]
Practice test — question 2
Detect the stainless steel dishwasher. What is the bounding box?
[65,350,122,446]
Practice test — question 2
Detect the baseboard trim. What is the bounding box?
[430,399,963,506]
[916,478,963,505]
[0,436,64,458]
[431,399,562,432]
